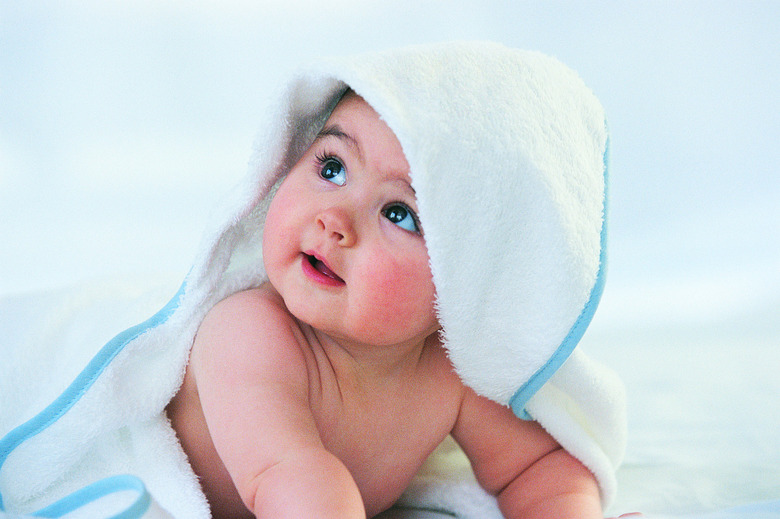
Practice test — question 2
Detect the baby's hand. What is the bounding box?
[607,514,643,518]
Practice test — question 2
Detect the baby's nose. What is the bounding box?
[316,206,357,247]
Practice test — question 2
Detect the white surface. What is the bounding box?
[2,2,779,517]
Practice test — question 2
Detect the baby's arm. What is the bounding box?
[452,388,602,519]
[189,288,365,518]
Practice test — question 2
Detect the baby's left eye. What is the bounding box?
[383,204,420,233]
[319,157,347,186]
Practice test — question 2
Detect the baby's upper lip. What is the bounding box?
[304,250,345,284]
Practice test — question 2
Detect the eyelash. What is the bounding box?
[314,151,341,169]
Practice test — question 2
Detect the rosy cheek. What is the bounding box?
[359,255,435,325]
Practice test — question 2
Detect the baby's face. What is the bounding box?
[263,92,438,347]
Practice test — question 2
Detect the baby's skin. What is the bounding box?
[166,93,603,519]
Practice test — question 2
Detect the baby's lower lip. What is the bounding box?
[301,253,345,287]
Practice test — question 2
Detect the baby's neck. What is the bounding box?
[299,321,436,390]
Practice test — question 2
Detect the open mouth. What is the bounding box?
[302,253,345,286]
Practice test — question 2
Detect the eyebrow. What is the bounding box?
[315,124,362,157]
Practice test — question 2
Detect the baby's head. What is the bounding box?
[238,42,608,407]
[263,90,439,347]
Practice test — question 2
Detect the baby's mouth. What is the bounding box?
[304,253,345,285]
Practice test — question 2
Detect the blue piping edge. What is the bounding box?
[33,475,151,519]
[509,136,610,420]
[0,280,187,514]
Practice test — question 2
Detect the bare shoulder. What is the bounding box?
[197,285,289,337]
[416,336,469,425]
[425,338,466,393]
[190,284,309,388]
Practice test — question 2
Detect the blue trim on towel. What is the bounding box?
[510,137,610,420]
[0,281,186,513]
[33,475,150,519]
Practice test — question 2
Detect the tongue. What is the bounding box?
[314,259,343,283]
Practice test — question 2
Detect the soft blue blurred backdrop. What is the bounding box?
[2,1,779,333]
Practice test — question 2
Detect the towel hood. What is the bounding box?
[199,40,608,412]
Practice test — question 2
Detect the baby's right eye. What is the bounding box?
[318,157,346,186]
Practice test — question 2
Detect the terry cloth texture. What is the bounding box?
[0,41,625,518]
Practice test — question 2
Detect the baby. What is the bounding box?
[166,91,603,519]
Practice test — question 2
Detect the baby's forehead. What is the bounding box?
[316,89,413,186]
[325,90,379,124]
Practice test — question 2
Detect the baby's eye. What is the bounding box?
[383,203,420,233]
[318,157,346,186]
